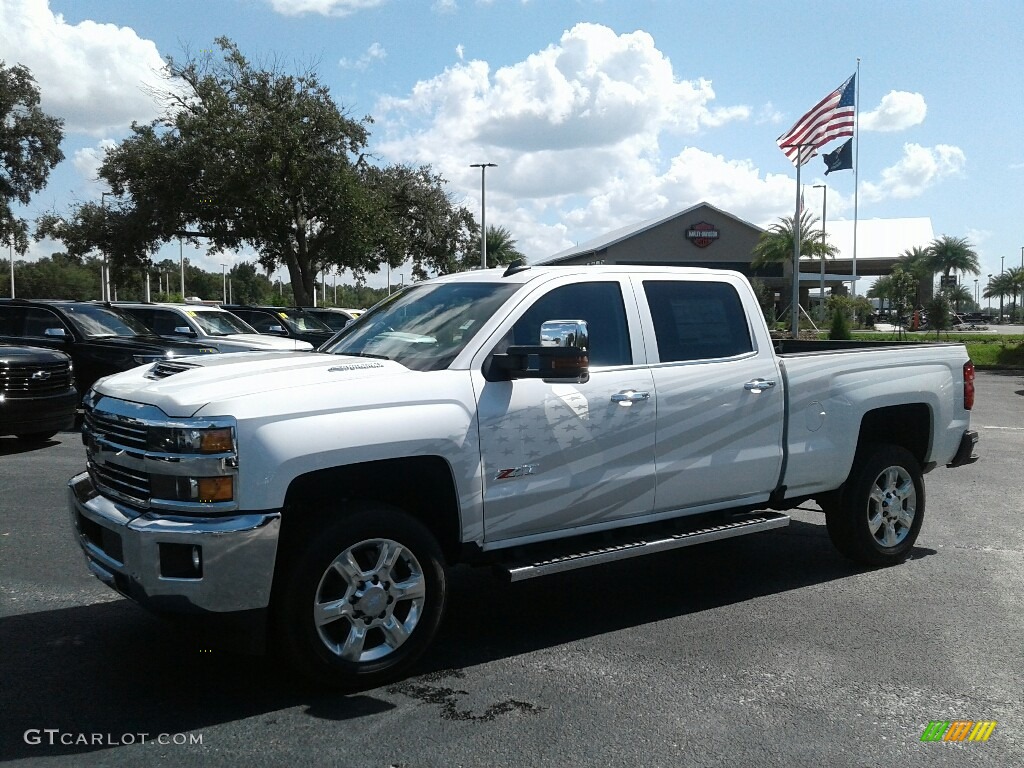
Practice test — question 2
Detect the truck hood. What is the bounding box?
[216,334,314,352]
[92,352,410,417]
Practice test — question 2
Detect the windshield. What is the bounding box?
[189,309,257,336]
[276,310,332,334]
[63,304,154,337]
[322,282,518,371]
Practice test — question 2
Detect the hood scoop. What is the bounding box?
[145,360,201,380]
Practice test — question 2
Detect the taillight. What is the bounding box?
[963,360,975,410]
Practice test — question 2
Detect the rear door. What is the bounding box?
[634,275,784,512]
[472,276,657,544]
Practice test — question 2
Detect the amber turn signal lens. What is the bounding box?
[196,476,233,502]
[199,428,234,453]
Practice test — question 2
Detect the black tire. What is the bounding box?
[825,444,925,566]
[273,504,447,691]
[14,431,58,444]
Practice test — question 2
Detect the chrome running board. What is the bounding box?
[499,512,791,582]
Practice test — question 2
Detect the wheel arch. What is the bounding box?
[278,455,463,567]
[856,403,932,467]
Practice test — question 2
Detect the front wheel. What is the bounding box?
[826,445,925,566]
[273,505,446,691]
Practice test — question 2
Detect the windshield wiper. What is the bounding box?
[342,351,390,360]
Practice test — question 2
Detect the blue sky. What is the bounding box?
[3,0,1022,290]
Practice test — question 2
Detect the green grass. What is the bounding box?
[837,331,1024,370]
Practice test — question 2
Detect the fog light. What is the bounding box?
[196,476,233,502]
[160,543,203,578]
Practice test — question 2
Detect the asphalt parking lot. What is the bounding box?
[1,371,1021,767]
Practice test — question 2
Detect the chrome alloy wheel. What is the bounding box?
[313,538,427,663]
[866,465,917,548]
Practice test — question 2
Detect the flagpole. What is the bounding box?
[792,146,803,338]
[852,57,861,297]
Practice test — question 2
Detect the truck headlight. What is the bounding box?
[148,426,235,454]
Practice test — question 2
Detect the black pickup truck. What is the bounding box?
[0,299,220,396]
[0,344,77,443]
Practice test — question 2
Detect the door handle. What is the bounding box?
[611,390,651,404]
[744,379,776,393]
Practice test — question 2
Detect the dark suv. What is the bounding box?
[0,300,220,396]
[297,306,358,332]
[220,305,336,347]
[0,344,77,443]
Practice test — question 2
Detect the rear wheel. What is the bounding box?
[825,444,925,566]
[273,504,446,691]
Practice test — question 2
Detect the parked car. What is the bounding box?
[71,266,977,691]
[0,299,219,396]
[220,305,336,347]
[0,344,77,443]
[296,307,358,332]
[115,302,314,353]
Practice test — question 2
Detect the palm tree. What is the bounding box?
[751,211,838,269]
[942,284,973,313]
[926,235,980,280]
[1006,266,1024,322]
[983,273,1012,322]
[896,245,935,307]
[464,225,526,270]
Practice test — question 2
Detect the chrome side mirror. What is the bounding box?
[540,319,589,350]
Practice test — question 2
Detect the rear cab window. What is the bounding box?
[642,280,754,362]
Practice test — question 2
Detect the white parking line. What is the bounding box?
[978,425,1024,430]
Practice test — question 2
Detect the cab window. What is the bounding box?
[643,281,753,362]
[512,281,631,367]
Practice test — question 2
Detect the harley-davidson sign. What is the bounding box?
[685,221,720,248]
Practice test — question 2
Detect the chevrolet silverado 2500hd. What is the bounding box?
[69,265,978,690]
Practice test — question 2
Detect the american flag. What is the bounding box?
[777,74,856,167]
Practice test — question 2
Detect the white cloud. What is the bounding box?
[455,44,465,61]
[755,102,784,125]
[861,143,966,202]
[0,0,169,135]
[268,0,386,16]
[860,91,927,132]
[378,23,749,154]
[373,23,770,257]
[432,0,457,12]
[339,42,387,70]
[71,139,117,186]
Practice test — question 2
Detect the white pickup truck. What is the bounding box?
[69,265,978,690]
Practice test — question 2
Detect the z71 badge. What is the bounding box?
[494,464,538,481]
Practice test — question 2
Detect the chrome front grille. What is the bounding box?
[83,407,148,451]
[89,462,150,506]
[0,360,73,397]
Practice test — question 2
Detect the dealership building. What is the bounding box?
[540,202,935,312]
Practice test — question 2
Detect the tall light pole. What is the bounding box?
[974,278,979,308]
[7,237,13,299]
[221,263,228,303]
[812,184,827,318]
[179,237,185,298]
[470,162,497,269]
[100,192,112,301]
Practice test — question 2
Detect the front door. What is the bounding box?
[474,278,657,544]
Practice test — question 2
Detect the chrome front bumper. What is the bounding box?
[68,472,280,614]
